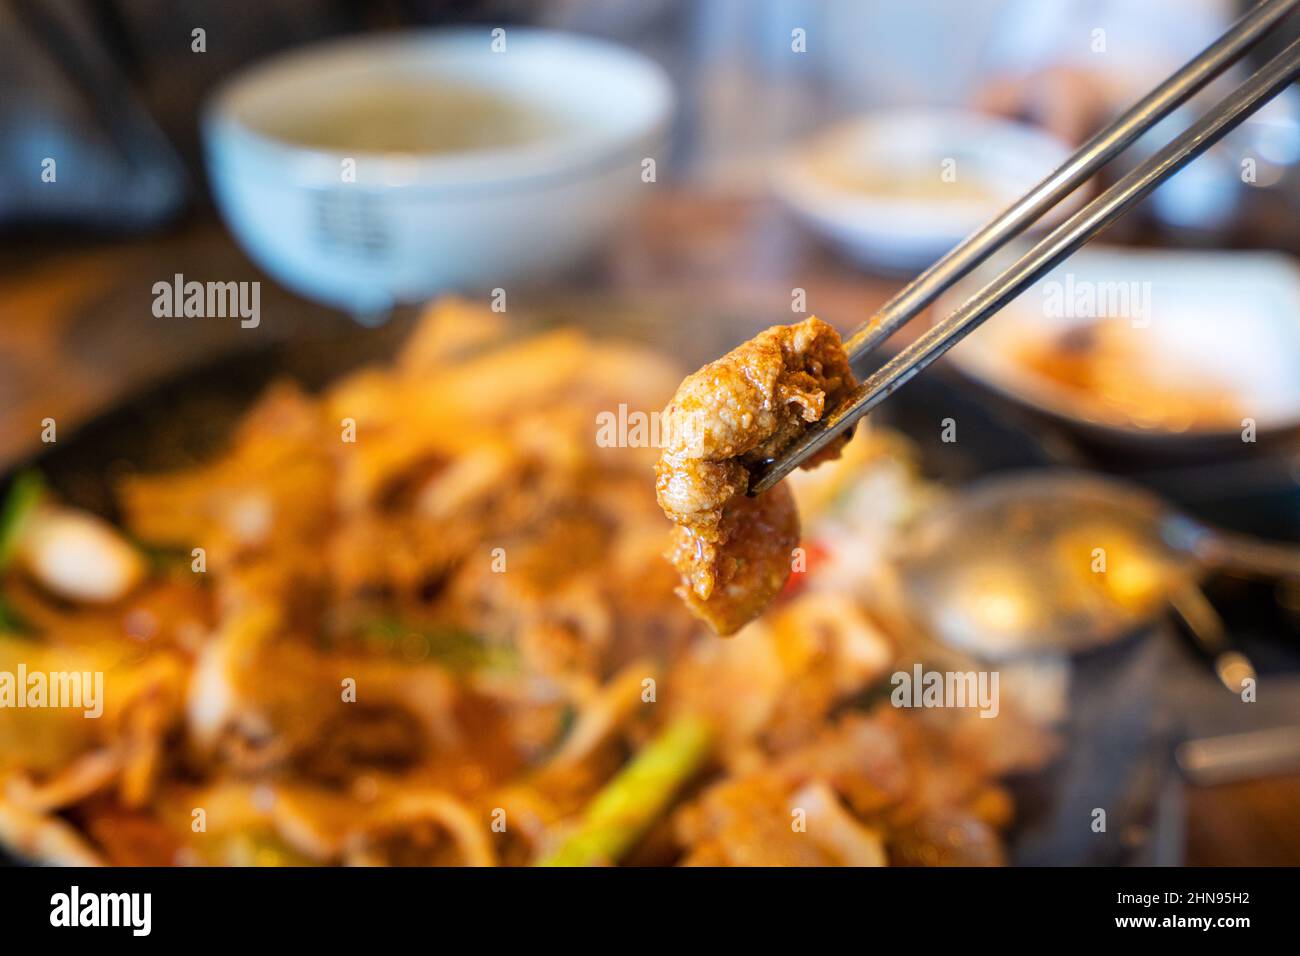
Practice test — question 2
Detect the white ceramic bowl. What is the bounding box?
[203,29,672,317]
[935,245,1300,450]
[773,110,1081,273]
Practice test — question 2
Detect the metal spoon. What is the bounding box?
[890,471,1299,689]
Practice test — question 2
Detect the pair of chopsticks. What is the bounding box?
[750,0,1300,494]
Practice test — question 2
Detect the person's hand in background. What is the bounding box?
[969,0,1235,145]
[973,65,1123,145]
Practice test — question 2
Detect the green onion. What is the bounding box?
[537,715,713,866]
[356,617,516,674]
[0,470,45,571]
[0,597,28,634]
[135,542,201,575]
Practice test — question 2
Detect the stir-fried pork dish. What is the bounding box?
[0,300,1048,866]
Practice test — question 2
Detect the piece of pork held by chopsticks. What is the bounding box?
[655,317,857,634]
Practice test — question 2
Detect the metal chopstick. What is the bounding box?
[751,34,1300,495]
[844,0,1300,363]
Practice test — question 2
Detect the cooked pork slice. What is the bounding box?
[655,317,856,634]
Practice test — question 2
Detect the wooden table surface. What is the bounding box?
[1,192,1297,865]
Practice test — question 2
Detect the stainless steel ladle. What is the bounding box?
[891,470,1300,691]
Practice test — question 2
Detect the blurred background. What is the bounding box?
[2,0,1300,865]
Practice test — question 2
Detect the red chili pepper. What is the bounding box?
[779,538,830,601]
